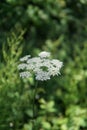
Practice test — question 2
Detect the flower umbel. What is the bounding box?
[18,51,63,81]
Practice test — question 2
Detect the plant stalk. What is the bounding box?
[32,81,38,130]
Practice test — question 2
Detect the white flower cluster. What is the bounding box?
[18,51,63,81]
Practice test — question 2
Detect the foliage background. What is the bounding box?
[0,0,87,130]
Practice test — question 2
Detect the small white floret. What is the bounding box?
[20,71,31,78]
[38,51,50,58]
[20,55,31,62]
[35,71,50,81]
[18,63,27,70]
[51,59,63,68]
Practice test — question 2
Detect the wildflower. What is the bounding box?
[18,51,63,81]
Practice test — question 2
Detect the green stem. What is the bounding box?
[32,81,38,130]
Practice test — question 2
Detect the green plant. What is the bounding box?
[18,51,63,130]
[0,31,24,130]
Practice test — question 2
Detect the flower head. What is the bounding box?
[18,51,63,81]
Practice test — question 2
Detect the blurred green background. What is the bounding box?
[0,0,87,130]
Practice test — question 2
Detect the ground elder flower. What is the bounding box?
[18,51,63,81]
